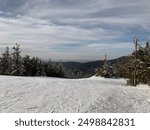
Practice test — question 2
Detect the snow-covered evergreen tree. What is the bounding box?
[11,44,24,76]
[95,54,113,78]
[23,55,32,76]
[35,59,46,76]
[0,44,65,78]
[44,60,53,76]
[121,41,150,86]
[56,62,65,78]
[0,47,12,75]
[112,60,122,78]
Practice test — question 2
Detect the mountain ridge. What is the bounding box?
[62,56,126,78]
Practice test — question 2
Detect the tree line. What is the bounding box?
[96,40,150,86]
[0,44,65,77]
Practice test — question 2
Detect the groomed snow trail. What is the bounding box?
[0,76,150,113]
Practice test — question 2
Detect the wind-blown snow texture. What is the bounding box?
[0,76,150,113]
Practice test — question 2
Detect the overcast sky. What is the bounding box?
[0,0,150,61]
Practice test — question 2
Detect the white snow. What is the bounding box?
[0,75,150,113]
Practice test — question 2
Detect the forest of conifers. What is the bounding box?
[0,40,150,86]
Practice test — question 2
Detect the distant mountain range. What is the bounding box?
[62,56,126,78]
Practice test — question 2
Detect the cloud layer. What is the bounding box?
[0,0,150,61]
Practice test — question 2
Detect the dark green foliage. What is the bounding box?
[95,56,125,78]
[11,44,25,76]
[121,42,150,86]
[95,60,113,78]
[23,55,32,76]
[95,41,150,86]
[63,57,126,78]
[0,47,12,75]
[44,61,64,77]
[0,44,65,78]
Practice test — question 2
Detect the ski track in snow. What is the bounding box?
[0,76,150,113]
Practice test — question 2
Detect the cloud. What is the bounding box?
[0,0,150,61]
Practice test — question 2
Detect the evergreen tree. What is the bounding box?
[0,47,12,75]
[112,60,122,78]
[35,59,46,76]
[121,42,150,86]
[30,57,39,76]
[0,44,65,78]
[95,54,113,78]
[11,44,24,76]
[56,62,65,78]
[23,55,32,76]
[44,60,53,76]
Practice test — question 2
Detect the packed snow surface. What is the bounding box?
[0,76,150,113]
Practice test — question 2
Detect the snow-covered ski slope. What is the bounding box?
[0,76,150,113]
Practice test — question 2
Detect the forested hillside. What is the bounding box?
[63,57,126,78]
